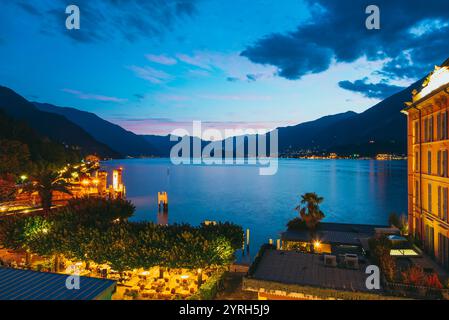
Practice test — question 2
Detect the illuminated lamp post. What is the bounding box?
[197,268,203,287]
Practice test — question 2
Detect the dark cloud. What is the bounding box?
[226,77,239,82]
[246,73,265,82]
[241,0,449,81]
[338,78,405,99]
[14,0,199,43]
[134,93,145,100]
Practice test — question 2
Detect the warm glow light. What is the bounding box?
[81,179,90,186]
[71,172,79,178]
[415,66,449,101]
[92,179,99,185]
[197,268,202,274]
[0,206,7,212]
[20,175,27,181]
[313,240,321,249]
[180,275,189,279]
[42,228,48,234]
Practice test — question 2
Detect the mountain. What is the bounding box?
[0,109,81,175]
[34,102,159,157]
[276,78,424,156]
[0,86,120,158]
[277,111,358,152]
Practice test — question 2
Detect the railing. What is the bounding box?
[384,281,449,300]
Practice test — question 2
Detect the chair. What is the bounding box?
[324,255,337,267]
[344,254,359,269]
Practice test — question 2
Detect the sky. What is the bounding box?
[0,0,448,136]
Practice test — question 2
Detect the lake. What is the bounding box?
[102,158,407,261]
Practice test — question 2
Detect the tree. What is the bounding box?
[295,193,325,235]
[0,174,18,202]
[369,235,396,282]
[0,139,31,176]
[23,168,72,211]
[388,212,409,236]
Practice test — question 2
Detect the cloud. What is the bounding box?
[176,53,212,70]
[241,0,449,81]
[14,0,199,43]
[128,65,172,84]
[338,78,406,99]
[197,94,272,101]
[226,77,239,82]
[62,88,127,102]
[177,51,276,82]
[145,54,177,65]
[109,117,281,136]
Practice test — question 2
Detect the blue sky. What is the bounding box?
[0,0,448,136]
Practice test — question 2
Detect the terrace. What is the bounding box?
[243,248,398,300]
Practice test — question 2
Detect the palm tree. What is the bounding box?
[295,192,325,235]
[23,168,72,212]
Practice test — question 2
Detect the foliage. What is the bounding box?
[286,217,308,231]
[188,269,226,300]
[388,213,400,229]
[368,235,396,282]
[388,212,408,235]
[56,197,135,230]
[401,266,443,289]
[0,139,31,177]
[0,198,243,271]
[0,174,18,202]
[0,110,80,177]
[22,167,72,211]
[294,192,325,234]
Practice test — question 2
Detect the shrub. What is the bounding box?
[369,235,396,282]
[188,269,226,300]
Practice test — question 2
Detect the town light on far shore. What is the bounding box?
[20,175,27,181]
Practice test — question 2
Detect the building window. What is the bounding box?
[424,118,429,142]
[444,187,448,222]
[437,150,448,177]
[438,186,442,218]
[437,113,441,140]
[415,151,419,172]
[441,112,448,139]
[438,233,449,271]
[414,121,419,143]
[428,150,432,175]
[429,115,434,141]
[425,224,435,256]
[415,180,420,206]
[428,183,432,214]
[442,150,448,178]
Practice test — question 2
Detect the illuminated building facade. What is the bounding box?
[403,58,449,271]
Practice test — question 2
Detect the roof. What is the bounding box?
[281,222,386,246]
[250,249,371,292]
[0,268,116,300]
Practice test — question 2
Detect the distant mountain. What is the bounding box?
[277,111,358,152]
[0,86,120,158]
[34,102,159,157]
[276,78,424,156]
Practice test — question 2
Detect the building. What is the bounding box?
[281,222,392,256]
[0,267,116,300]
[402,58,449,271]
[242,248,400,300]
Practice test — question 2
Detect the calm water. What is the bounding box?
[102,159,407,259]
